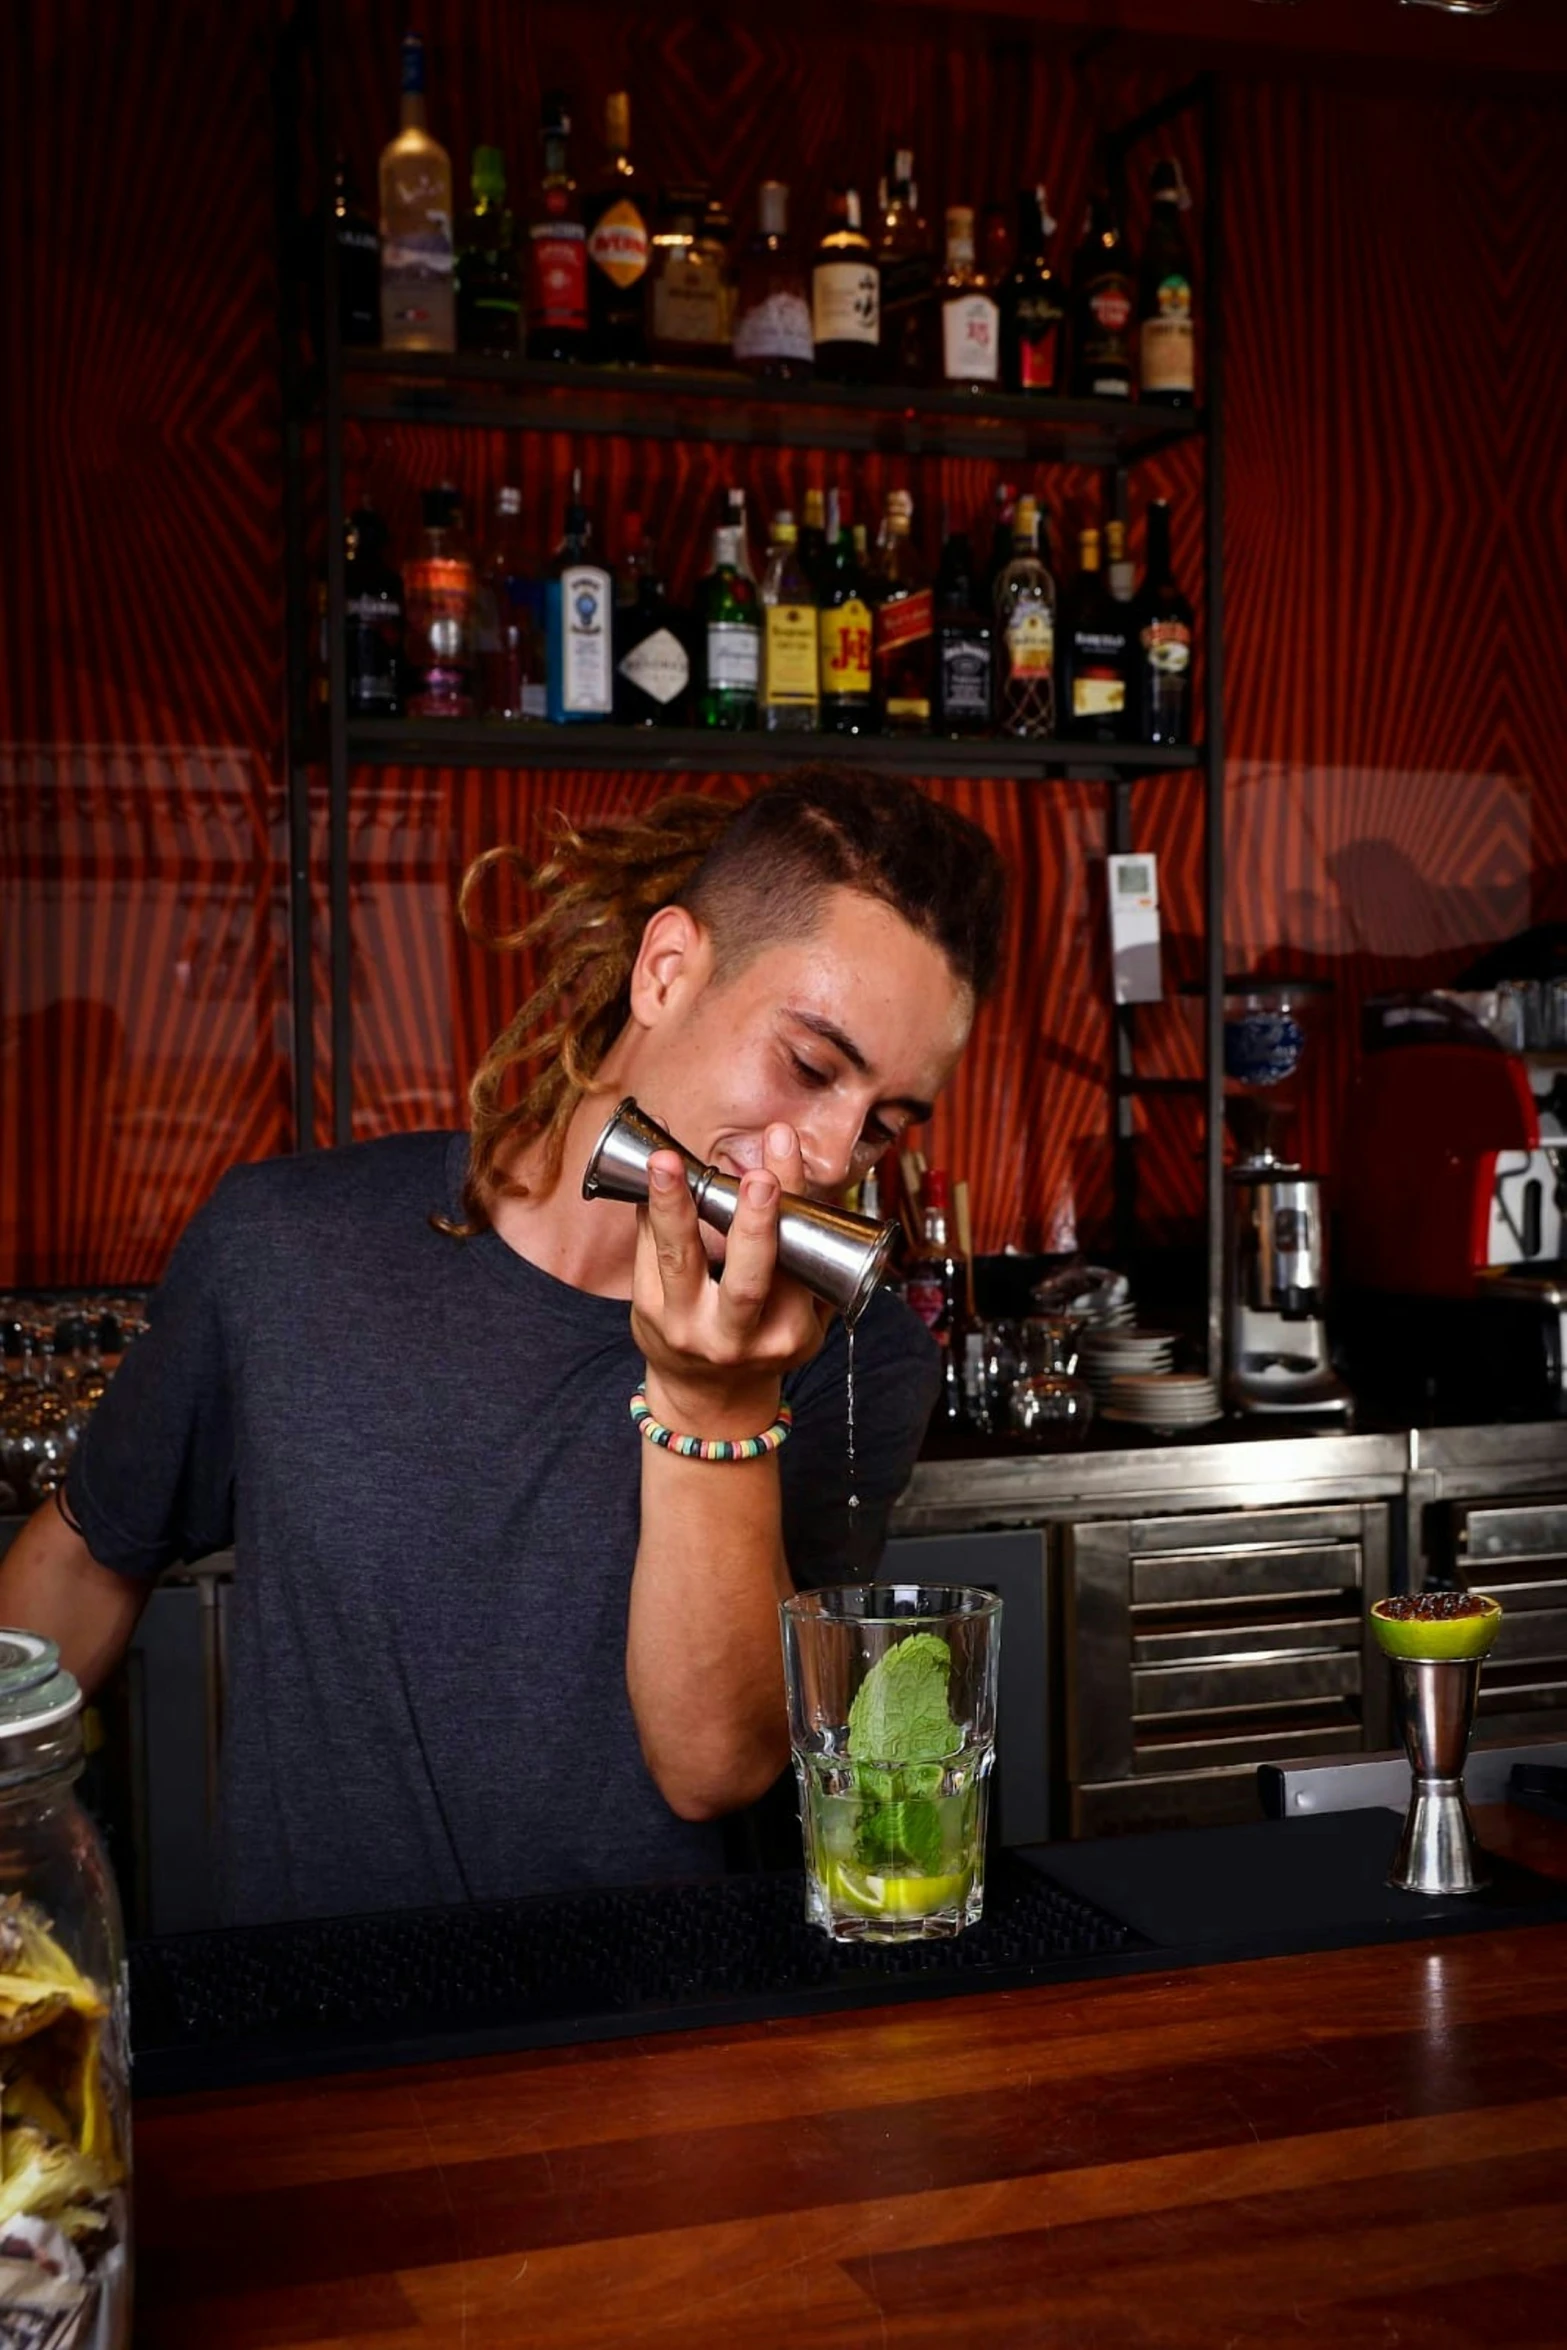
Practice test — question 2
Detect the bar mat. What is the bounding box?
[1030,1807,1567,1955]
[128,1853,1139,2097]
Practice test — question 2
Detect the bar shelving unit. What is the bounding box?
[277,15,1226,1366]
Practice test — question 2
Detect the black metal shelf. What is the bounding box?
[337,349,1205,465]
[344,719,1202,781]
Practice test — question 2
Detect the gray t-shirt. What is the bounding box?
[66,1133,939,1925]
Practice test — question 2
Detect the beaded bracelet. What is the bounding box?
[629,1383,793,1462]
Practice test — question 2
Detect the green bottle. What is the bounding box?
[818,495,876,735]
[696,524,760,728]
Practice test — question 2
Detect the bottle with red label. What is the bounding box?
[1002,186,1064,396]
[584,91,650,363]
[938,207,1000,392]
[872,490,933,734]
[904,1170,969,1424]
[1069,191,1134,400]
[404,486,478,719]
[527,93,587,362]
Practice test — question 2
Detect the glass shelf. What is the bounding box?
[343,719,1202,780]
[335,350,1205,465]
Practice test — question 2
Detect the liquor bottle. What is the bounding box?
[872,490,933,734]
[876,148,935,385]
[732,181,813,380]
[938,207,1000,392]
[456,145,521,356]
[811,188,880,384]
[724,486,757,585]
[759,512,819,733]
[1069,192,1134,400]
[985,481,1018,607]
[1060,525,1133,743]
[344,508,404,717]
[1105,515,1137,605]
[797,485,829,589]
[378,32,455,353]
[584,92,650,363]
[1138,159,1196,407]
[1001,186,1064,396]
[545,469,613,722]
[1134,499,1194,745]
[477,485,539,719]
[404,486,476,717]
[527,93,588,363]
[649,186,730,366]
[993,493,1055,738]
[817,504,875,734]
[696,524,760,728]
[933,530,993,737]
[331,156,380,348]
[905,1169,969,1419]
[613,514,690,725]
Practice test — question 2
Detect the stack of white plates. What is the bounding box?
[1078,1328,1176,1405]
[1101,1371,1224,1432]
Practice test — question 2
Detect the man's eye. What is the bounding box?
[790,1054,831,1090]
[861,1118,896,1151]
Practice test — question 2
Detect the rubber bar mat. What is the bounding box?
[128,1854,1139,2096]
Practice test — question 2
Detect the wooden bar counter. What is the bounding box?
[132,1807,1567,2348]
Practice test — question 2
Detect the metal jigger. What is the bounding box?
[581,1097,897,1330]
[1389,1657,1488,1895]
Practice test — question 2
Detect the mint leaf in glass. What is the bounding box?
[847,1633,960,1878]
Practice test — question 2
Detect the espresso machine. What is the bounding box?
[1339,989,1567,1415]
[1221,980,1353,1418]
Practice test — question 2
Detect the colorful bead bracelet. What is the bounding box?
[629,1384,793,1462]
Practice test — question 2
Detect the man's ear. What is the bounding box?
[625,904,713,1031]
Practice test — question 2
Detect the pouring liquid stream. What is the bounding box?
[845,1324,859,1519]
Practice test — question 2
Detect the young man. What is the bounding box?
[0,768,1005,1922]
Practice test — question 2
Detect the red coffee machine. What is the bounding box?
[1339,992,1567,1412]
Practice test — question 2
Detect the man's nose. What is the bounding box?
[798,1102,865,1195]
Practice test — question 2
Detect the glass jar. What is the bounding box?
[0,1633,131,2347]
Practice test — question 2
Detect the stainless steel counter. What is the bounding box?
[891,1420,1567,1536]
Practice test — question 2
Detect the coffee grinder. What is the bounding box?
[1220,979,1352,1418]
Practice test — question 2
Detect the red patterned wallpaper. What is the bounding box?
[3,0,1564,1281]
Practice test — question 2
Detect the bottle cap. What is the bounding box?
[400,31,426,97]
[714,525,742,568]
[839,187,862,231]
[757,181,789,237]
[803,486,825,525]
[886,487,914,532]
[946,204,976,234]
[496,484,522,516]
[0,1633,80,1737]
[1080,526,1101,566]
[1105,518,1127,556]
[605,91,631,150]
[924,1169,951,1212]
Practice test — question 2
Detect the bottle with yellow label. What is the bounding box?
[994,494,1056,738]
[760,512,819,733]
[585,92,650,363]
[818,495,876,735]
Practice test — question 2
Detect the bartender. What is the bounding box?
[0,766,1005,1923]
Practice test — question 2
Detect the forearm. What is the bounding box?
[0,1499,149,1696]
[626,1376,795,1820]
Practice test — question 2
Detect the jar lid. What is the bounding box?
[0,1633,81,1734]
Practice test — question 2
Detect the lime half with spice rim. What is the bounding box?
[1370,1593,1502,1662]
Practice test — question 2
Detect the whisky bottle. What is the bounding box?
[1001,186,1064,396]
[1137,160,1196,407]
[994,495,1055,738]
[1069,192,1134,399]
[696,524,760,728]
[405,487,476,717]
[1133,499,1194,744]
[811,189,880,384]
[876,148,935,385]
[933,531,993,737]
[585,91,650,363]
[545,470,613,722]
[649,187,730,366]
[732,182,813,379]
[613,515,690,726]
[760,513,819,733]
[344,509,404,717]
[938,207,1000,392]
[818,502,876,733]
[1061,526,1133,742]
[331,156,379,348]
[872,490,933,734]
[378,32,455,353]
[527,94,588,362]
[456,145,520,356]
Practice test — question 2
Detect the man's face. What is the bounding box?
[625,888,974,1199]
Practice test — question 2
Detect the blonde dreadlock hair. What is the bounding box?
[442,766,1007,1237]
